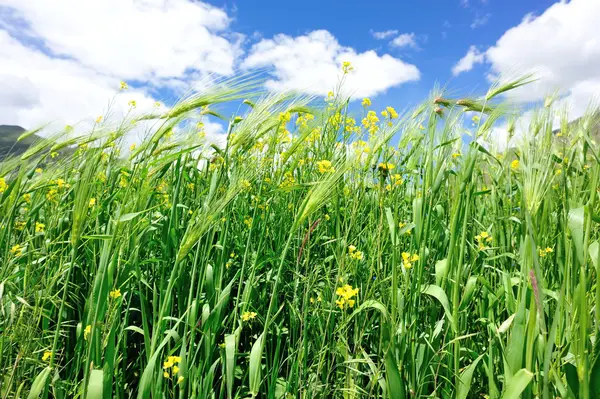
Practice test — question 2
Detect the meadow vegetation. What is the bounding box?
[1,66,600,398]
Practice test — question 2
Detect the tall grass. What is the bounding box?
[1,70,600,399]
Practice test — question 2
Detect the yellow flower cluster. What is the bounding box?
[378,162,395,173]
[511,159,520,170]
[538,247,553,257]
[317,160,335,174]
[42,351,53,362]
[362,111,379,135]
[84,324,92,340]
[0,177,7,194]
[11,244,23,256]
[242,311,257,322]
[35,222,45,233]
[475,231,492,250]
[244,216,253,228]
[348,245,364,260]
[163,355,182,379]
[381,106,399,125]
[391,174,403,186]
[279,171,295,188]
[362,98,371,108]
[335,284,359,309]
[342,61,353,74]
[109,289,121,299]
[401,252,419,269]
[352,140,370,157]
[296,113,314,129]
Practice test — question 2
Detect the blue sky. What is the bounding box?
[0,0,598,145]
[207,0,557,108]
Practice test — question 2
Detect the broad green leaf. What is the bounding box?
[421,284,456,332]
[568,206,584,265]
[500,369,533,399]
[384,349,405,399]
[87,369,104,399]
[249,333,264,396]
[457,354,484,399]
[27,366,51,399]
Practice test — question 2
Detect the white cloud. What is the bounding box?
[470,12,491,29]
[0,0,240,145]
[371,30,398,40]
[1,0,240,81]
[241,30,420,98]
[485,0,600,118]
[452,45,485,76]
[0,30,157,129]
[390,33,417,49]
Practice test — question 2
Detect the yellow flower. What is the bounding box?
[342,61,353,74]
[335,284,359,309]
[350,250,364,260]
[324,214,330,221]
[128,100,137,108]
[242,311,257,322]
[401,252,419,269]
[0,177,7,194]
[385,106,398,119]
[362,98,371,107]
[42,351,52,361]
[279,111,292,124]
[10,244,23,256]
[419,124,425,130]
[452,152,461,159]
[348,245,356,253]
[50,152,59,159]
[244,216,253,228]
[555,168,562,176]
[109,289,121,299]
[23,193,31,203]
[177,376,184,384]
[35,222,45,233]
[173,365,180,374]
[163,371,170,378]
[84,325,91,340]
[511,159,520,170]
[35,168,43,174]
[317,160,335,173]
[96,116,103,124]
[89,198,96,208]
[378,162,395,172]
[545,247,553,253]
[361,111,379,135]
[120,81,129,90]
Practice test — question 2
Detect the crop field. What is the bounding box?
[0,71,599,398]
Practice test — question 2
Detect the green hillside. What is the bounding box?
[0,125,38,160]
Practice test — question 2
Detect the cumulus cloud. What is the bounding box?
[0,0,239,141]
[241,30,420,98]
[390,33,418,49]
[452,45,485,76]
[1,0,240,81]
[485,0,600,116]
[371,29,398,40]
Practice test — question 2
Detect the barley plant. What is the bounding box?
[1,67,600,399]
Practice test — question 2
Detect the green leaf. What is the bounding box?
[87,369,104,399]
[384,349,405,399]
[249,333,264,397]
[116,211,143,223]
[421,284,456,332]
[27,366,51,399]
[589,240,599,268]
[457,354,484,399]
[500,368,533,399]
[225,333,237,399]
[568,206,585,265]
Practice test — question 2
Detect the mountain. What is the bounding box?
[0,125,39,160]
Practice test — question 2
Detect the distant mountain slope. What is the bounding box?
[0,125,40,160]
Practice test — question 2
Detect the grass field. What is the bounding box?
[1,69,600,398]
